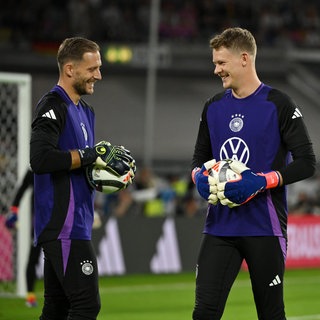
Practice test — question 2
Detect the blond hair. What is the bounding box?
[210,27,257,60]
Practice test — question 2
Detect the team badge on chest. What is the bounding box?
[229,114,244,132]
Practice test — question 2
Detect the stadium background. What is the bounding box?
[1,0,320,309]
[1,0,320,169]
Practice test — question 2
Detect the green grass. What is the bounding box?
[1,269,320,320]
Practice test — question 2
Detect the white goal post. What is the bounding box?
[0,72,32,297]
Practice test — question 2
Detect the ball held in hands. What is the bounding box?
[85,141,137,194]
[86,164,133,194]
[207,159,241,207]
[215,160,280,205]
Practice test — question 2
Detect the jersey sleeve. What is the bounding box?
[191,99,213,170]
[30,93,72,174]
[270,89,316,184]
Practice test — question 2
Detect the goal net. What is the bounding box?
[0,72,32,297]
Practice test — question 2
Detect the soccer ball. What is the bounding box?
[86,164,130,194]
[208,159,241,183]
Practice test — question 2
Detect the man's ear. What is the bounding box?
[64,63,73,78]
[241,52,249,67]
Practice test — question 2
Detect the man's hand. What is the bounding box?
[113,145,136,181]
[78,141,124,167]
[192,159,217,201]
[79,141,136,178]
[216,160,280,205]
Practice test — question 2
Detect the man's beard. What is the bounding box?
[73,79,88,96]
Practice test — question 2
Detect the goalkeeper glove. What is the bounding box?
[208,176,238,207]
[192,159,217,201]
[78,141,133,177]
[5,206,18,229]
[217,160,280,205]
[112,145,136,183]
[115,145,137,179]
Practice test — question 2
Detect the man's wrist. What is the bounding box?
[69,150,82,169]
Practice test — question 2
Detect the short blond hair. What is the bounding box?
[210,27,257,59]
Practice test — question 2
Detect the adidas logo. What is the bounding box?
[269,275,281,287]
[292,107,302,119]
[42,109,56,120]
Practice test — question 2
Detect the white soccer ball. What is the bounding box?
[86,165,130,194]
[208,159,241,183]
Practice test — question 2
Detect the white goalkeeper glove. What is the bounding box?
[208,177,239,207]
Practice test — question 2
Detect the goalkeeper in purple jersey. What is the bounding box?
[30,37,134,320]
[191,27,316,320]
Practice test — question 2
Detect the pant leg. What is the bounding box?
[241,236,286,320]
[192,235,243,320]
[40,241,69,320]
[40,239,100,320]
[26,244,42,292]
[63,239,101,320]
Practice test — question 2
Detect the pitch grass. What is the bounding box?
[1,269,320,320]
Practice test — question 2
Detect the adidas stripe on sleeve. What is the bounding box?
[30,93,72,173]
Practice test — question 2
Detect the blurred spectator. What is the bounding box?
[288,171,320,215]
[258,5,284,46]
[136,0,151,39]
[175,0,198,40]
[160,0,198,40]
[100,1,124,41]
[290,191,315,215]
[68,0,93,38]
[196,0,220,39]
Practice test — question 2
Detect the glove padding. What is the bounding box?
[208,188,239,207]
[114,145,137,182]
[216,160,280,205]
[192,159,217,201]
[208,174,239,207]
[5,206,18,229]
[79,141,135,178]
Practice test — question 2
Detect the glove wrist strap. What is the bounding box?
[191,167,200,184]
[78,148,96,167]
[259,171,280,189]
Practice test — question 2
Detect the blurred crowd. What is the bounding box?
[93,166,320,220]
[287,172,320,216]
[1,0,320,49]
[94,166,207,219]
